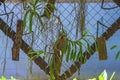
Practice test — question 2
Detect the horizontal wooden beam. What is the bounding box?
[6,0,112,3]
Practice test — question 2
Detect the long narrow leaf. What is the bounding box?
[48,2,56,10]
[82,38,91,53]
[76,41,83,60]
[110,45,117,50]
[70,42,75,60]
[110,72,115,80]
[66,42,71,62]
[35,12,44,31]
[29,13,34,33]
[73,43,77,61]
[44,7,51,19]
[23,10,30,29]
[35,0,39,5]
[61,40,68,54]
[115,50,120,60]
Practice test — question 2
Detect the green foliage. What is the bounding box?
[23,1,96,79]
[98,70,107,80]
[110,72,115,80]
[43,2,56,19]
[0,76,6,80]
[0,76,16,80]
[88,78,96,80]
[73,78,78,80]
[27,29,96,79]
[88,70,115,80]
[115,50,120,60]
[28,50,46,60]
[110,45,120,60]
[49,65,55,80]
[110,45,117,50]
[23,0,43,33]
[61,30,96,63]
[23,0,56,33]
[27,29,97,79]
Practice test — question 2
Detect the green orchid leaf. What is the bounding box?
[29,13,34,33]
[73,44,77,61]
[48,2,56,11]
[61,40,68,54]
[82,38,91,53]
[49,65,55,80]
[70,42,75,60]
[35,12,44,26]
[66,42,71,62]
[23,10,29,29]
[76,41,83,61]
[115,50,120,60]
[110,45,117,50]
[35,0,39,5]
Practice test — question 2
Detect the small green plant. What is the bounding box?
[0,76,16,80]
[23,0,56,33]
[28,29,97,80]
[88,70,115,80]
[73,70,115,80]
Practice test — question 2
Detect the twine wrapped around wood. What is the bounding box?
[12,20,23,61]
[97,36,107,60]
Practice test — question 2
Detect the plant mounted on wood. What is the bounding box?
[28,28,97,79]
[23,0,56,33]
[24,0,97,79]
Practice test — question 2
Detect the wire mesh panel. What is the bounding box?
[0,0,120,79]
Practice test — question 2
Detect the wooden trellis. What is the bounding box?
[0,0,120,79]
[60,17,120,79]
[0,18,49,75]
[0,17,120,79]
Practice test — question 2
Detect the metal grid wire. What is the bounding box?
[0,0,120,79]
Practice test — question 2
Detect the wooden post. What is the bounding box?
[52,32,66,79]
[12,20,23,61]
[97,36,107,60]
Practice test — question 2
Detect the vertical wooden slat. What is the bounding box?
[12,20,23,61]
[97,36,107,60]
[52,33,66,79]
